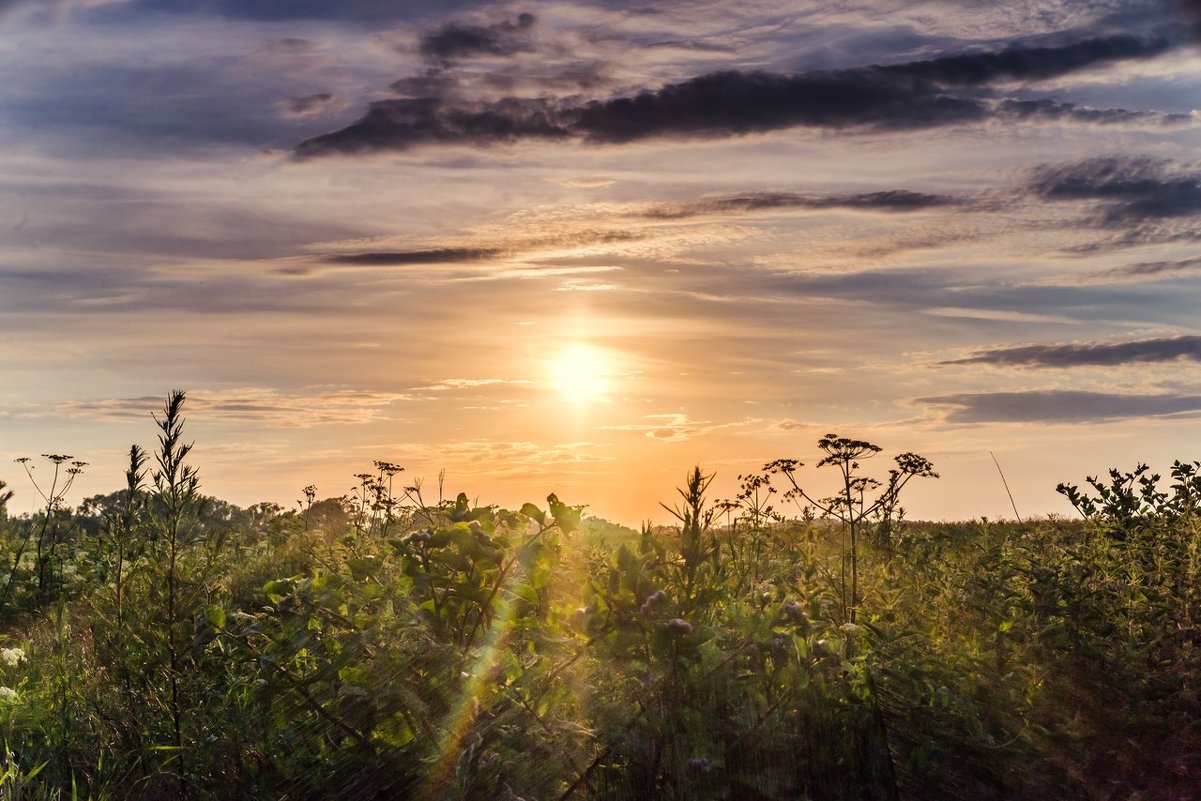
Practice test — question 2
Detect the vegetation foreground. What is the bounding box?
[0,392,1198,800]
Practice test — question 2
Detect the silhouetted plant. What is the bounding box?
[1,454,86,612]
[767,435,937,623]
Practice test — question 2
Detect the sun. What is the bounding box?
[548,343,610,402]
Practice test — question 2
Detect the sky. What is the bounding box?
[2,0,1201,524]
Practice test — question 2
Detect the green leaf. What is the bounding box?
[520,503,545,525]
[548,493,581,534]
[205,605,226,630]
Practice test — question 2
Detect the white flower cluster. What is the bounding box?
[0,687,18,703]
[0,648,25,668]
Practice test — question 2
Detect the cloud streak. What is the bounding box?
[874,32,1175,85]
[1028,156,1201,225]
[639,189,959,219]
[3,388,410,427]
[942,335,1201,367]
[919,390,1201,423]
[1075,255,1201,284]
[324,248,503,266]
[295,31,1181,158]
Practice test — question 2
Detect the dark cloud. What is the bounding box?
[93,0,487,24]
[262,38,319,53]
[997,98,1186,126]
[325,248,503,266]
[419,13,536,63]
[1028,156,1201,224]
[641,189,958,220]
[282,92,334,117]
[942,335,1201,367]
[295,69,987,157]
[874,32,1174,85]
[295,96,567,157]
[919,390,1201,423]
[319,227,647,269]
[297,30,1180,158]
[390,70,461,98]
[568,69,987,143]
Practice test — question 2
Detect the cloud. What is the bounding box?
[918,390,1201,423]
[769,418,816,432]
[389,70,461,98]
[639,189,959,219]
[567,68,991,141]
[922,307,1079,324]
[295,31,1184,158]
[873,32,1175,85]
[601,413,769,442]
[942,335,1201,367]
[294,96,568,157]
[3,388,409,427]
[996,98,1186,126]
[550,176,616,188]
[555,280,615,292]
[324,247,503,266]
[605,413,705,442]
[279,92,334,118]
[100,0,490,24]
[407,439,614,475]
[423,377,527,391]
[314,226,652,272]
[1028,156,1201,224]
[1076,255,1201,283]
[0,180,364,263]
[419,12,537,63]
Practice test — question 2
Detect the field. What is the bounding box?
[0,393,1198,800]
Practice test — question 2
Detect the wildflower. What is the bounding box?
[783,600,807,622]
[0,687,18,704]
[0,648,24,668]
[665,618,693,636]
[639,589,668,616]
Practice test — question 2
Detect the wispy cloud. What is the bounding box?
[918,389,1201,423]
[922,307,1080,324]
[277,92,336,118]
[1073,255,1201,283]
[941,334,1201,367]
[3,388,409,427]
[638,189,959,220]
[423,377,530,391]
[872,32,1176,84]
[418,12,537,64]
[403,439,616,476]
[324,248,504,266]
[602,413,770,442]
[605,413,713,442]
[1027,156,1201,225]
